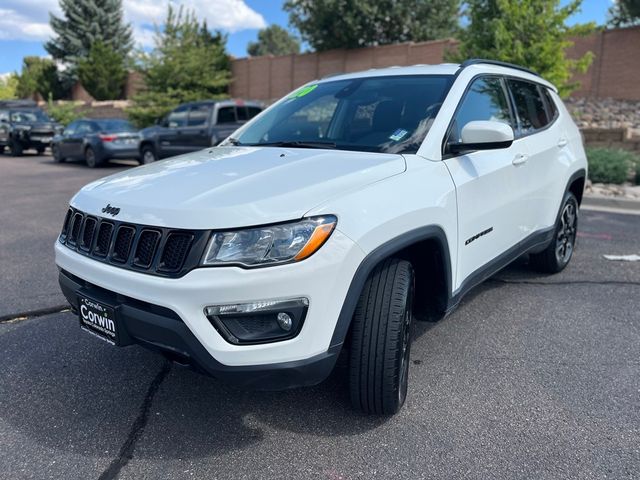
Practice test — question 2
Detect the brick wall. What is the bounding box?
[230,26,640,102]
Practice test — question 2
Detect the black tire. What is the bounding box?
[349,258,414,415]
[530,192,579,273]
[52,145,65,163]
[0,145,5,154]
[36,147,45,155]
[140,145,157,164]
[85,146,98,168]
[9,139,23,156]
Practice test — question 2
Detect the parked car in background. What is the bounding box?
[139,99,263,163]
[0,100,62,156]
[52,118,140,168]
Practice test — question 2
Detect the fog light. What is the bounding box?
[204,298,308,345]
[277,312,292,331]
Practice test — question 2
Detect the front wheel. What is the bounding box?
[9,139,23,156]
[530,192,579,273]
[52,145,65,163]
[349,258,414,415]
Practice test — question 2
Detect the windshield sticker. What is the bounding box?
[288,84,318,99]
[389,129,408,141]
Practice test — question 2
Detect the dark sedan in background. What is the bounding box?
[52,118,140,167]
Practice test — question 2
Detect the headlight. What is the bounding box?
[201,215,337,267]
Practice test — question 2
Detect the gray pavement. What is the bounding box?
[1,154,639,479]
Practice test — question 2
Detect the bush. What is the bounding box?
[46,94,85,126]
[586,148,638,184]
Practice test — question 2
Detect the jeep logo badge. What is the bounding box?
[101,204,120,217]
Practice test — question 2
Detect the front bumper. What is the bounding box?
[59,269,339,389]
[54,230,364,383]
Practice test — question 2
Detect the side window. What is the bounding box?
[76,122,93,134]
[216,107,237,124]
[507,79,549,135]
[167,106,188,128]
[187,105,211,127]
[237,106,248,122]
[448,77,513,145]
[65,121,78,135]
[541,88,558,122]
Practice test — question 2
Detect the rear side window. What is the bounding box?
[448,76,513,144]
[217,107,236,124]
[507,79,550,134]
[188,105,211,127]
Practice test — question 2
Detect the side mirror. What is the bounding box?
[449,121,514,154]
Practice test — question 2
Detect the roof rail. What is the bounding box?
[458,59,540,77]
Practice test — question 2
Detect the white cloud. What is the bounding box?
[0,0,266,46]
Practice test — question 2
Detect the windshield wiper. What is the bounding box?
[245,140,337,149]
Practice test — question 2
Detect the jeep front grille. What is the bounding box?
[58,208,210,278]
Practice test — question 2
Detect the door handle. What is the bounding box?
[513,153,529,166]
[557,137,568,148]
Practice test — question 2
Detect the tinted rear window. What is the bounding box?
[96,119,135,132]
[507,80,550,134]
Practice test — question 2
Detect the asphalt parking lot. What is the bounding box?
[1,153,639,479]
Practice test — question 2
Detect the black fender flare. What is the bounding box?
[329,225,452,349]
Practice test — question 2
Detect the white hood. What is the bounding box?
[71,146,406,229]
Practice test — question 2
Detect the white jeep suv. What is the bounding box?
[56,60,587,414]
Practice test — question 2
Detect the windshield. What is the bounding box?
[96,119,136,132]
[10,109,51,123]
[229,75,452,154]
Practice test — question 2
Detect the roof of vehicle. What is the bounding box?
[315,61,557,92]
[178,99,263,108]
[77,117,132,123]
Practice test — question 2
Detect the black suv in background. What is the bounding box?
[139,99,262,163]
[0,100,62,156]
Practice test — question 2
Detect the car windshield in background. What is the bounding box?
[10,110,51,123]
[96,119,135,132]
[231,75,453,154]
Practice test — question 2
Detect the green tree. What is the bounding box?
[127,6,231,127]
[248,25,300,56]
[284,0,460,51]
[78,41,127,100]
[46,0,133,86]
[0,74,18,100]
[15,57,65,100]
[608,0,640,27]
[452,0,595,97]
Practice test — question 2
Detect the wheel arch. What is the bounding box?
[330,225,452,349]
[567,168,586,206]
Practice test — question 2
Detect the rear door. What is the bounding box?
[181,104,213,150]
[443,76,531,286]
[157,105,189,157]
[506,79,569,231]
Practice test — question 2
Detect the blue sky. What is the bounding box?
[0,0,611,75]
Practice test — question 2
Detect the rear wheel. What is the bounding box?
[140,145,157,164]
[36,146,45,155]
[9,139,23,156]
[349,258,414,415]
[530,192,579,273]
[85,146,99,168]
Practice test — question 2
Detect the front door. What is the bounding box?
[443,76,531,289]
[158,105,189,158]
